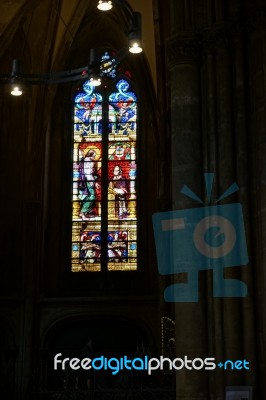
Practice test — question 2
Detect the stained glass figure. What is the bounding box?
[71,59,137,272]
[109,79,137,137]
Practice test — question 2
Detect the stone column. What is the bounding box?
[200,28,256,397]
[167,34,209,400]
[247,8,266,397]
[165,11,258,399]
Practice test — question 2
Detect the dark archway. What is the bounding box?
[44,316,154,391]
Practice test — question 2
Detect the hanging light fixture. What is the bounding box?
[97,2,143,54]
[0,0,143,94]
[97,0,113,11]
[129,12,143,54]
[129,41,143,54]
[10,59,23,96]
[89,76,101,86]
[88,49,102,86]
[10,84,23,96]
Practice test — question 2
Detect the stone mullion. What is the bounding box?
[215,44,248,390]
[202,52,219,178]
[18,85,49,396]
[167,35,208,400]
[19,202,42,395]
[201,47,227,400]
[216,47,235,188]
[232,33,257,389]
[201,56,221,398]
[248,20,266,397]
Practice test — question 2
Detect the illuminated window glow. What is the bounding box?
[71,63,137,272]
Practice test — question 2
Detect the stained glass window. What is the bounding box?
[71,59,137,272]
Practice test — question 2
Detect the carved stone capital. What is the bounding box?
[166,20,243,68]
[246,6,266,32]
[165,7,266,72]
[199,22,233,54]
[166,34,200,69]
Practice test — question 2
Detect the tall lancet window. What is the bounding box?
[71,54,138,272]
